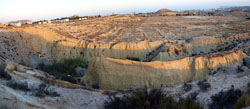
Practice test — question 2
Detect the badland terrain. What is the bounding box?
[0,8,250,109]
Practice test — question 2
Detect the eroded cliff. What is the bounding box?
[83,50,247,89]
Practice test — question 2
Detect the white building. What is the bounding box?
[25,20,33,24]
[79,17,87,20]
[60,19,69,22]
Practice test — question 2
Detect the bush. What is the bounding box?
[39,58,88,78]
[6,81,30,91]
[209,88,242,109]
[35,84,60,98]
[61,75,77,84]
[183,83,192,92]
[0,69,11,80]
[92,83,100,89]
[197,80,211,91]
[237,66,244,73]
[126,57,140,61]
[234,93,250,109]
[177,96,203,109]
[233,83,250,109]
[105,88,203,109]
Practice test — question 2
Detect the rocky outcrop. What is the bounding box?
[83,50,247,90]
[0,84,44,109]
[0,60,108,109]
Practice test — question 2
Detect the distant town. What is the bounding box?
[5,6,250,27]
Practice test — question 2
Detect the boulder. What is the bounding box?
[29,54,51,69]
[74,66,87,76]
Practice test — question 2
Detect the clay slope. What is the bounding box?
[152,33,250,61]
[1,26,164,64]
[1,25,249,67]
[83,50,247,90]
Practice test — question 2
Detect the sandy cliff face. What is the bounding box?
[0,29,31,65]
[83,50,247,90]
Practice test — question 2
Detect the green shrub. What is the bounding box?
[105,88,203,109]
[35,84,60,98]
[177,97,203,109]
[0,69,11,80]
[197,80,211,91]
[126,57,140,61]
[233,83,250,109]
[209,88,242,109]
[39,58,88,77]
[234,93,250,109]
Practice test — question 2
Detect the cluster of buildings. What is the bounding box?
[6,6,249,27]
[6,15,89,27]
[35,20,51,25]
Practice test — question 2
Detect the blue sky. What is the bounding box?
[0,0,249,23]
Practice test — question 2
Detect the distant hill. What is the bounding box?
[230,8,244,13]
[156,9,174,14]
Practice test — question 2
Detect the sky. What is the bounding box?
[0,0,249,23]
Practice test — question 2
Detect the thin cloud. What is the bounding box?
[0,0,249,23]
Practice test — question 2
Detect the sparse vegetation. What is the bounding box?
[234,93,250,109]
[61,75,77,84]
[39,58,88,79]
[237,66,244,73]
[0,69,11,80]
[233,83,250,109]
[105,88,203,109]
[6,81,30,91]
[209,88,242,109]
[126,57,140,61]
[177,96,203,109]
[92,83,100,89]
